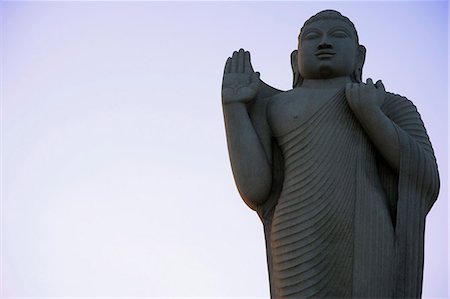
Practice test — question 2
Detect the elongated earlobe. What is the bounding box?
[291,50,303,88]
[353,45,366,83]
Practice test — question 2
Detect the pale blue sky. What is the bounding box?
[1,1,448,298]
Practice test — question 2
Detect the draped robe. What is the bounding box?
[247,84,439,298]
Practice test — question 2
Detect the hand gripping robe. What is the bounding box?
[247,84,439,298]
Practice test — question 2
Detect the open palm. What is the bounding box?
[222,49,260,105]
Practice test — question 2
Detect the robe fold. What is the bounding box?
[248,86,439,299]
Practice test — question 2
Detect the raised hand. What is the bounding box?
[345,78,386,114]
[222,49,260,105]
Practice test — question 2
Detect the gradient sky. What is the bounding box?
[1,1,448,298]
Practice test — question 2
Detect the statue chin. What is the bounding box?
[318,67,335,79]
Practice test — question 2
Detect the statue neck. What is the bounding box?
[301,76,352,89]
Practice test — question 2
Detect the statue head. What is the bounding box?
[291,10,366,87]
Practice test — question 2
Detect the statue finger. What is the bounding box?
[375,80,385,91]
[238,49,245,73]
[366,78,374,86]
[244,51,253,73]
[231,51,238,73]
[224,57,232,74]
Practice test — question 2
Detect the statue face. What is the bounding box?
[298,19,358,79]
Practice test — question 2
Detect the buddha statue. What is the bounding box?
[222,10,439,298]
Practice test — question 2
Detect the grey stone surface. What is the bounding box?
[222,10,439,299]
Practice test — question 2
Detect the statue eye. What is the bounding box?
[303,31,320,40]
[331,30,348,38]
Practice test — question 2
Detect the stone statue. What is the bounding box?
[221,10,439,298]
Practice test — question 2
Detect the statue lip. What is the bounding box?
[315,50,336,58]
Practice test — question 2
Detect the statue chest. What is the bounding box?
[268,88,342,137]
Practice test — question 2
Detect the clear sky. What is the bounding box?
[1,1,448,298]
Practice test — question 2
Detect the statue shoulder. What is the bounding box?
[382,91,419,117]
[266,89,298,119]
[383,91,414,105]
[381,91,432,146]
[256,79,284,100]
[248,80,286,120]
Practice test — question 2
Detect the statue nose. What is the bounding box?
[318,41,332,50]
[318,34,333,49]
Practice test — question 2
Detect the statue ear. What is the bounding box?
[353,45,366,83]
[291,50,303,88]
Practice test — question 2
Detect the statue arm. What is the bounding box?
[346,79,400,171]
[222,49,273,210]
[346,80,439,209]
[223,101,272,210]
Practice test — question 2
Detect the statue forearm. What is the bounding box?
[223,102,272,209]
[352,105,400,172]
[345,80,400,172]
